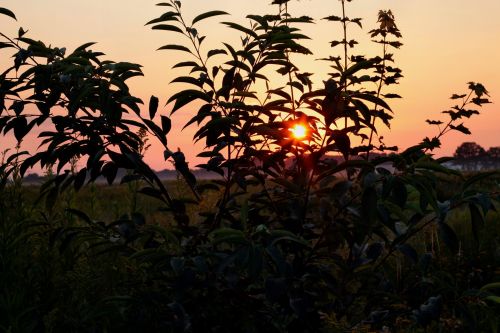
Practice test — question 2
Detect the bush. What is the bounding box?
[1,1,499,332]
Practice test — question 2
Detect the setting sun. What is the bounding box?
[289,124,307,140]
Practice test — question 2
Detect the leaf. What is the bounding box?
[74,42,97,52]
[362,187,378,226]
[331,130,351,160]
[210,228,248,245]
[145,11,179,25]
[451,93,467,100]
[170,76,203,87]
[138,187,163,201]
[170,257,185,275]
[426,119,443,125]
[419,253,432,273]
[324,15,342,22]
[157,44,191,53]
[0,7,17,20]
[391,178,407,208]
[462,171,499,191]
[485,296,500,304]
[353,92,392,112]
[481,282,500,291]
[394,222,408,236]
[167,89,212,114]
[449,123,471,135]
[271,178,301,194]
[351,17,363,29]
[0,42,15,50]
[101,162,118,185]
[161,115,171,135]
[141,119,165,146]
[438,222,459,253]
[397,244,418,263]
[73,168,87,190]
[66,208,92,225]
[207,49,227,58]
[365,242,383,260]
[469,203,484,243]
[270,230,309,247]
[414,160,460,176]
[192,10,229,25]
[149,95,159,119]
[12,117,28,141]
[172,61,199,69]
[343,60,373,78]
[384,93,401,99]
[152,24,184,33]
[45,186,59,211]
[221,22,258,38]
[246,244,263,280]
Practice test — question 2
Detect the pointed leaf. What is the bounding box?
[145,11,179,25]
[74,42,97,52]
[0,7,16,20]
[469,203,484,243]
[221,22,258,38]
[152,24,184,33]
[170,76,203,87]
[167,89,212,114]
[362,187,378,226]
[397,244,418,263]
[161,115,171,135]
[158,44,191,53]
[480,282,500,291]
[353,93,392,112]
[172,61,199,69]
[449,123,471,135]
[485,296,500,304]
[149,95,159,119]
[207,49,227,58]
[438,222,458,253]
[192,10,229,25]
[462,171,499,191]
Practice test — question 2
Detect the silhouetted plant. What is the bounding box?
[1,2,499,332]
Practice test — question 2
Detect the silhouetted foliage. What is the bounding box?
[1,2,499,332]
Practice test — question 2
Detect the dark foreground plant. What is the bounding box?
[1,1,499,332]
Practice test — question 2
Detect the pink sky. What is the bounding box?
[1,0,499,172]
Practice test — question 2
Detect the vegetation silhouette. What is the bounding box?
[0,1,499,332]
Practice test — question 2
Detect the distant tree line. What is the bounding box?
[453,142,500,170]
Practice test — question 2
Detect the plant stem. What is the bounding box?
[424,89,474,153]
[341,0,348,130]
[367,36,387,160]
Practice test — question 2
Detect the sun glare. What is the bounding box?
[289,124,307,140]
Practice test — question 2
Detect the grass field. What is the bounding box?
[17,173,500,257]
[1,172,498,332]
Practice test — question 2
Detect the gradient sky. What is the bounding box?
[1,0,499,172]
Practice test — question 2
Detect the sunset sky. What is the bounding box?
[1,0,499,172]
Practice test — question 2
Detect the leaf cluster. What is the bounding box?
[0,3,499,332]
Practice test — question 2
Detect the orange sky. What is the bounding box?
[1,0,499,172]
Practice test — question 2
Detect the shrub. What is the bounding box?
[1,1,499,332]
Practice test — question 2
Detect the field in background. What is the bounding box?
[18,173,500,252]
